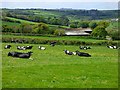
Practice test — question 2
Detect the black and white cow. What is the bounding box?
[25,46,33,49]
[4,45,11,49]
[64,50,73,55]
[17,46,26,50]
[75,50,91,57]
[38,46,46,50]
[50,41,56,46]
[79,46,91,50]
[107,45,118,49]
[17,46,33,50]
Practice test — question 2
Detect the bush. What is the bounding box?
[91,26,108,39]
[33,23,49,34]
[89,21,98,29]
[54,29,65,36]
[97,21,110,28]
[78,21,89,28]
[2,37,118,46]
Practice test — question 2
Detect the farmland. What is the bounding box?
[2,43,118,88]
[1,8,119,88]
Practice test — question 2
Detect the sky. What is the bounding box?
[1,0,119,10]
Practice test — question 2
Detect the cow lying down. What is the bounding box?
[8,51,33,59]
[64,50,91,57]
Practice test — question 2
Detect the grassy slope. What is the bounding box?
[2,43,118,88]
[2,21,20,26]
[6,17,37,25]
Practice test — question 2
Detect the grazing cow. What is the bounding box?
[17,46,26,50]
[4,45,11,49]
[50,41,56,46]
[64,50,73,55]
[38,46,46,50]
[107,45,118,49]
[79,46,91,50]
[75,50,91,57]
[8,51,33,59]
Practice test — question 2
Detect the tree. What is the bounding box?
[98,21,110,28]
[2,25,12,33]
[78,21,89,28]
[89,21,98,29]
[20,23,32,33]
[33,23,49,34]
[91,26,108,39]
[54,29,65,36]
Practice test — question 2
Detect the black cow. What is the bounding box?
[4,45,11,49]
[8,51,33,59]
[75,50,91,57]
[50,41,56,46]
[18,51,33,58]
[8,52,23,57]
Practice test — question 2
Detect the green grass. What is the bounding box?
[106,21,118,31]
[2,43,118,88]
[6,17,37,25]
[33,10,63,17]
[1,21,20,26]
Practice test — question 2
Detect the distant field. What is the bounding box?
[2,21,20,26]
[6,17,37,25]
[2,43,118,88]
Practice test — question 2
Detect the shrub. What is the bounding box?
[89,21,98,29]
[91,26,108,39]
[54,29,65,36]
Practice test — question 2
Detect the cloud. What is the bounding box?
[2,0,119,2]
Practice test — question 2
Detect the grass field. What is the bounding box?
[2,43,118,88]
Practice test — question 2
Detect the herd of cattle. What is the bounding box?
[4,41,119,59]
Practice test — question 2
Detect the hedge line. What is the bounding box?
[2,37,118,46]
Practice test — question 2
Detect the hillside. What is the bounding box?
[2,8,118,21]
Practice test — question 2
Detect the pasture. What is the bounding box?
[2,43,118,88]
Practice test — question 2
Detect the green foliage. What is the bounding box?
[89,21,98,29]
[97,21,110,28]
[20,23,33,33]
[91,26,108,39]
[108,30,120,40]
[2,36,118,46]
[78,21,89,28]
[106,21,119,40]
[54,29,65,36]
[2,25,12,32]
[70,23,78,28]
[70,21,79,28]
[33,23,49,34]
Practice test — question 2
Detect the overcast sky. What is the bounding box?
[1,0,119,10]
